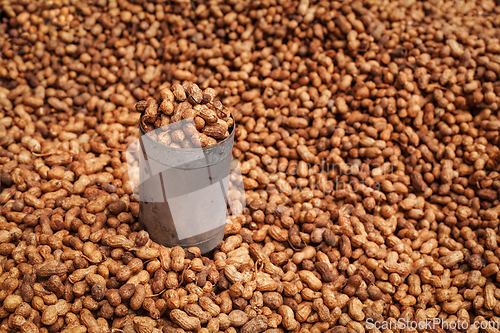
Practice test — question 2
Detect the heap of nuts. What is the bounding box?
[2,0,500,332]
[135,83,234,148]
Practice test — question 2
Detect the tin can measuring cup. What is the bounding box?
[126,115,244,254]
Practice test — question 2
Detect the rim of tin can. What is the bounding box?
[137,113,235,168]
[138,113,235,152]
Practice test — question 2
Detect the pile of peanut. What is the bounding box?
[1,0,500,333]
[137,83,233,148]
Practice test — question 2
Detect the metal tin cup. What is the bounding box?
[126,115,238,254]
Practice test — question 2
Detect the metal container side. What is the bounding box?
[136,115,235,253]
